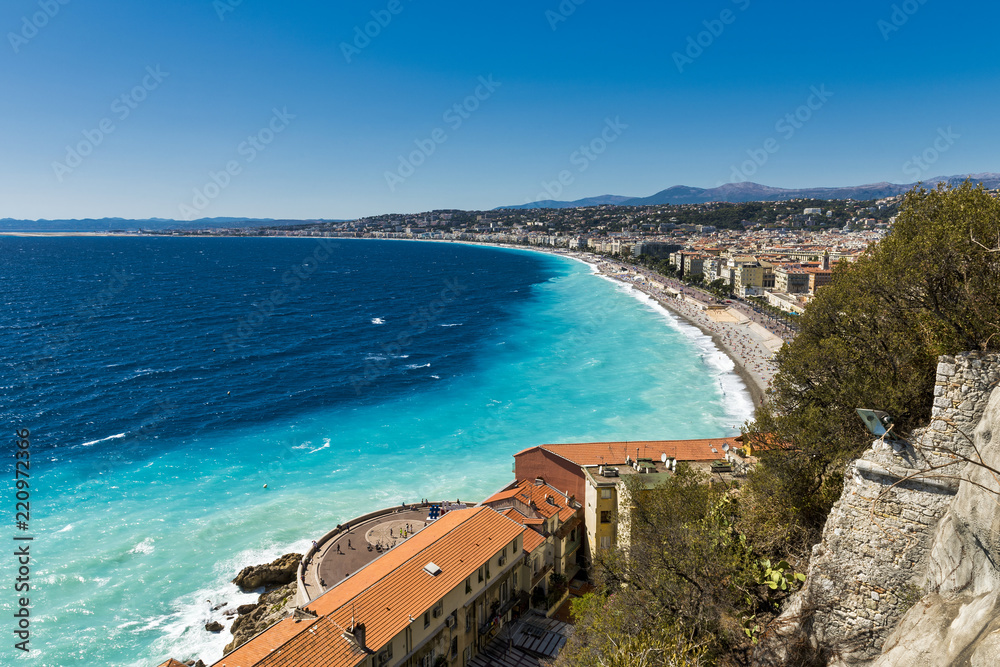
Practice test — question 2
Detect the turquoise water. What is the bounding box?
[0,239,751,665]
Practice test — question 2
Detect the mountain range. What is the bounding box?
[497,173,1000,209]
[0,217,342,233]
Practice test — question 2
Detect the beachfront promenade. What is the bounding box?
[296,501,465,606]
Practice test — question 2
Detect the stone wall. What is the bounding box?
[756,352,1000,666]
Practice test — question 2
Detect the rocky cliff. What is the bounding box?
[756,352,1000,666]
[224,553,304,654]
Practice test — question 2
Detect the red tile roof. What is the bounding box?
[158,661,189,667]
[213,507,525,667]
[484,479,577,523]
[266,507,523,667]
[521,530,546,554]
[214,617,319,667]
[516,438,731,466]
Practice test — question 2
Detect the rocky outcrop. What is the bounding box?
[232,553,302,591]
[756,352,1000,666]
[224,582,299,654]
[873,382,1000,666]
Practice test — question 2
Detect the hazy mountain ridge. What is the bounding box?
[499,173,1000,209]
[0,217,341,232]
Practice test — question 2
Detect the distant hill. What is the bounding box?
[0,217,343,233]
[501,195,636,210]
[497,173,1000,209]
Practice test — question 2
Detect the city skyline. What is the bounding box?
[3,0,997,220]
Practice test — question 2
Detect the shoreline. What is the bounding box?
[416,239,780,408]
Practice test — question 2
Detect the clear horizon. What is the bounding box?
[2,0,997,220]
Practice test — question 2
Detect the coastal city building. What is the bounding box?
[210,506,526,667]
[512,438,736,558]
[481,478,584,607]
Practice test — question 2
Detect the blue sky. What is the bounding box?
[1,0,998,220]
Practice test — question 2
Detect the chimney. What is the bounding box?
[344,622,367,651]
[534,477,544,486]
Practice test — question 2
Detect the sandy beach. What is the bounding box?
[591,260,784,407]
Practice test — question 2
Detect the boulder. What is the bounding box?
[205,621,224,633]
[232,553,302,591]
[224,582,298,655]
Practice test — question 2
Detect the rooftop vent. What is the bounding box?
[534,477,545,486]
[424,562,442,576]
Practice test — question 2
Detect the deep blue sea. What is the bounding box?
[0,237,752,666]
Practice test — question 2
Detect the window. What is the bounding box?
[478,566,484,583]
[601,488,613,499]
[600,536,612,549]
[465,609,472,632]
[377,642,393,665]
[601,510,612,524]
[450,636,458,658]
[513,571,518,590]
[424,611,430,628]
[464,647,472,663]
[465,577,472,594]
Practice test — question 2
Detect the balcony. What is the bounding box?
[531,563,553,588]
[478,596,520,635]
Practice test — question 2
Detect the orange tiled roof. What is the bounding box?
[212,617,318,667]
[272,506,524,667]
[484,479,578,523]
[249,616,366,667]
[521,530,546,554]
[158,661,189,667]
[519,438,731,465]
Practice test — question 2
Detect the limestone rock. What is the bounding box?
[873,383,1000,666]
[232,553,302,591]
[205,621,224,633]
[223,582,298,655]
[755,352,1000,666]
